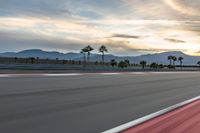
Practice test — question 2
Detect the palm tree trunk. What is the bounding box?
[83,53,86,63]
[87,52,90,62]
[102,52,104,63]
[180,61,183,69]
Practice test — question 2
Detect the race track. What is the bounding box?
[0,72,200,133]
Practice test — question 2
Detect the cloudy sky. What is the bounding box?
[0,0,200,55]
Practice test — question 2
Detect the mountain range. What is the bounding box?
[0,49,200,65]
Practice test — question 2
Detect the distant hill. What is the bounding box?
[0,49,200,65]
[0,49,83,60]
[132,51,200,65]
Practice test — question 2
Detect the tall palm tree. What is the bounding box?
[168,55,173,65]
[85,45,94,62]
[140,60,147,69]
[178,57,184,66]
[80,48,87,63]
[172,56,177,66]
[99,45,108,63]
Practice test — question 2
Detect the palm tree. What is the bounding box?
[172,56,177,66]
[99,45,108,63]
[178,57,184,66]
[80,48,87,63]
[140,60,147,69]
[84,45,94,62]
[168,55,173,65]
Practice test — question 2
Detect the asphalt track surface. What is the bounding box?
[0,72,200,133]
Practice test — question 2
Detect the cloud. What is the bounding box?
[111,34,141,39]
[0,0,72,19]
[163,0,200,16]
[0,30,86,53]
[164,38,186,43]
[0,0,200,55]
[123,0,200,21]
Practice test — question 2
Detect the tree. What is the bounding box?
[62,60,65,64]
[172,56,177,66]
[94,61,99,65]
[168,55,173,65]
[150,62,158,69]
[14,57,18,63]
[99,45,108,63]
[84,45,94,62]
[168,65,175,69]
[158,64,164,69]
[110,59,117,68]
[30,57,35,64]
[118,61,128,68]
[81,48,87,63]
[140,60,147,69]
[178,57,184,66]
[36,57,40,64]
[124,59,130,66]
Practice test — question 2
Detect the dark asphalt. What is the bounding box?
[0,72,200,133]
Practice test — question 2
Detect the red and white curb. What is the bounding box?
[102,95,200,133]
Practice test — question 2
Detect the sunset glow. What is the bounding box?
[0,0,200,55]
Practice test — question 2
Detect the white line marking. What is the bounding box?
[100,73,121,75]
[150,71,200,74]
[129,72,145,75]
[44,73,82,77]
[0,73,82,77]
[0,71,199,78]
[102,95,200,133]
[0,74,10,77]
